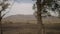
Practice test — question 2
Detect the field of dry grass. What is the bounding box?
[0,23,60,34]
[1,16,60,34]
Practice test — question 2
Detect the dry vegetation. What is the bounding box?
[1,23,60,34]
[0,17,60,34]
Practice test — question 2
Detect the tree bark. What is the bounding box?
[0,11,3,34]
[36,0,46,34]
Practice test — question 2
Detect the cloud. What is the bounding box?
[4,2,34,17]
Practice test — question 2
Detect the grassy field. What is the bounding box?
[0,23,60,34]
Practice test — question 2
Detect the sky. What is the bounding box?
[4,0,35,17]
[3,0,60,18]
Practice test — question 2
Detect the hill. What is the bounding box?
[2,15,37,24]
[2,14,60,24]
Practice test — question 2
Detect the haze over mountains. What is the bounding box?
[2,14,60,24]
[2,15,37,24]
[4,15,36,20]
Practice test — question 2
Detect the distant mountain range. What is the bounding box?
[2,15,37,23]
[4,15,36,20]
[2,14,60,24]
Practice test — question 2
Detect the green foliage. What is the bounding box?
[45,0,53,4]
[32,0,60,17]
[0,0,10,20]
[32,4,35,10]
[2,3,9,11]
[0,0,10,11]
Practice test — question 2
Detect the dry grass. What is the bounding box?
[0,23,60,34]
[1,17,60,34]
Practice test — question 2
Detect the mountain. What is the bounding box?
[4,15,36,20]
[2,14,60,24]
[2,15,37,24]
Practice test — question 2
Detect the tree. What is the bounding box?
[36,0,46,34]
[32,0,46,34]
[33,0,60,34]
[0,0,10,34]
[33,0,60,17]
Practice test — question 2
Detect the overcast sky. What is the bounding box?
[3,0,60,18]
[4,0,35,17]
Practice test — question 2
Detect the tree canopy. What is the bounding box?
[33,0,60,17]
[0,0,11,19]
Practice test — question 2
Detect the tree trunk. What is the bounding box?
[0,11,3,34]
[36,0,46,34]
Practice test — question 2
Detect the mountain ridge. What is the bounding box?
[2,14,60,24]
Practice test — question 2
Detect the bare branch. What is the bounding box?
[2,11,9,17]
